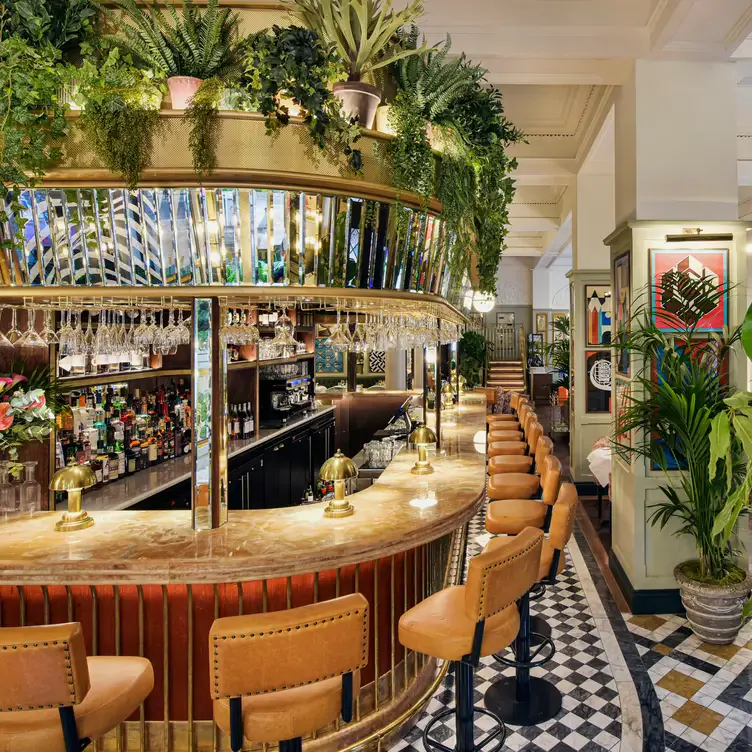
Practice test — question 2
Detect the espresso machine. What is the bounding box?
[259,374,314,428]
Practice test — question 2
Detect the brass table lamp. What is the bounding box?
[441,381,455,408]
[50,459,97,532]
[410,425,438,475]
[320,449,358,518]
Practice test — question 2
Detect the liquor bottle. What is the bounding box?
[107,445,119,482]
[242,402,252,439]
[247,402,255,435]
[232,405,240,439]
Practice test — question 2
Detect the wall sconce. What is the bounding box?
[410,425,438,475]
[320,449,358,518]
[50,460,96,532]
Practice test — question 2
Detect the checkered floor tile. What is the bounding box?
[627,613,752,751]
[389,504,627,752]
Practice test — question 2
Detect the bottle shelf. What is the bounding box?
[229,352,314,369]
[59,369,192,389]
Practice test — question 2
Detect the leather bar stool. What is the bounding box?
[489,435,552,476]
[399,528,544,752]
[488,419,541,453]
[210,593,369,752]
[488,455,561,503]
[486,477,571,538]
[487,412,537,459]
[0,622,154,752]
[484,489,579,726]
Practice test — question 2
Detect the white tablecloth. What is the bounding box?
[587,447,612,488]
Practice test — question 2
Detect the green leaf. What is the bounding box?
[709,411,731,482]
[743,594,752,623]
[725,392,752,411]
[733,414,752,462]
[742,301,752,363]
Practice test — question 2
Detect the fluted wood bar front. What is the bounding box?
[0,395,486,752]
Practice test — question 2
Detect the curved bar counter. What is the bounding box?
[0,394,485,752]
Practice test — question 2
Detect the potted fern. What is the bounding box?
[100,0,241,109]
[615,273,752,644]
[284,0,426,128]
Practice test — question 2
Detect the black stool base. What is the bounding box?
[423,707,506,752]
[484,677,562,726]
[530,615,551,645]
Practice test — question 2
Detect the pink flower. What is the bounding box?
[28,393,45,410]
[0,374,27,394]
[0,403,14,431]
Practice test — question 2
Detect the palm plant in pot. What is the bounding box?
[284,0,427,128]
[615,272,752,644]
[99,0,242,109]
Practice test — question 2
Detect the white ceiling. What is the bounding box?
[407,0,752,265]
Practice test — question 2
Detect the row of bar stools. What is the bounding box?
[399,528,546,752]
[0,594,369,752]
[487,413,538,460]
[484,486,579,726]
[489,435,552,476]
[0,622,154,751]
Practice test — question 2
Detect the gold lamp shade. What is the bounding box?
[321,450,357,519]
[320,449,358,481]
[409,425,437,475]
[50,459,97,532]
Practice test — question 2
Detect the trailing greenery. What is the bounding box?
[458,330,487,388]
[76,49,164,187]
[545,315,570,389]
[285,0,427,81]
[186,77,224,176]
[614,271,744,585]
[388,90,433,200]
[100,0,242,79]
[239,25,362,170]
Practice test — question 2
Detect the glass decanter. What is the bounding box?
[0,461,16,512]
[18,461,41,513]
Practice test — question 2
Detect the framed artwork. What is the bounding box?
[586,350,611,413]
[650,249,728,332]
[613,253,631,375]
[315,338,345,375]
[527,333,544,367]
[552,313,567,341]
[535,312,548,341]
[586,286,612,346]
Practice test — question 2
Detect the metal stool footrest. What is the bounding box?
[492,632,556,669]
[529,582,546,601]
[423,707,507,752]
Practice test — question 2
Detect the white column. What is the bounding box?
[385,350,406,390]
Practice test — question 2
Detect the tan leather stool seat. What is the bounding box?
[399,586,520,662]
[0,656,154,752]
[488,431,523,443]
[488,473,540,500]
[486,414,519,425]
[488,455,533,474]
[488,441,526,457]
[215,672,361,744]
[486,500,547,535]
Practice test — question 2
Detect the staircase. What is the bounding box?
[487,360,526,392]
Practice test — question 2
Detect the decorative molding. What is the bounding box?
[526,86,597,138]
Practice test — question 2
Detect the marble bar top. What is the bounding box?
[60,405,336,512]
[0,396,486,585]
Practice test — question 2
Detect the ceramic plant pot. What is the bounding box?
[674,563,752,644]
[333,81,381,129]
[374,105,395,135]
[167,76,204,110]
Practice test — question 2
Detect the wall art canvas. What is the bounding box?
[552,313,568,341]
[613,253,631,374]
[315,338,344,374]
[586,350,611,413]
[535,312,548,342]
[368,350,386,374]
[586,286,612,346]
[650,249,728,332]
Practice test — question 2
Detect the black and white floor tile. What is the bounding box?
[389,504,648,752]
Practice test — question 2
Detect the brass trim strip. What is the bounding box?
[66,585,73,623]
[42,585,50,625]
[374,559,380,712]
[138,585,146,752]
[18,586,25,627]
[187,585,194,752]
[163,585,170,752]
[390,555,396,702]
[115,585,122,752]
[90,586,98,656]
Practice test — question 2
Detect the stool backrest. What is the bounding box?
[523,411,537,436]
[0,622,90,711]
[464,527,544,622]
[511,392,520,411]
[549,487,578,551]
[527,422,543,453]
[541,455,562,504]
[518,404,530,428]
[535,437,553,466]
[210,593,369,700]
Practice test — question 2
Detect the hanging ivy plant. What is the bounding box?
[239,25,362,171]
[75,49,164,188]
[186,77,225,176]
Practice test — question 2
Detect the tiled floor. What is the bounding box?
[627,613,752,751]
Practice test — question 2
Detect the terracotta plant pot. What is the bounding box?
[674,563,752,644]
[167,76,204,110]
[333,81,381,129]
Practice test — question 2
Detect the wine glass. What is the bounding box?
[17,309,47,349]
[0,309,15,351]
[6,308,22,344]
[40,309,59,345]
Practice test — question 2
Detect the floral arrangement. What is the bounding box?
[0,373,56,474]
